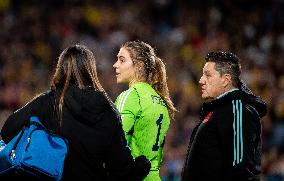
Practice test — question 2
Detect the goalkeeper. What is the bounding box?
[113,40,177,181]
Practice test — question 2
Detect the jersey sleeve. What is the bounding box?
[115,88,141,142]
[216,100,261,179]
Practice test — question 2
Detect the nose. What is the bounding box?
[113,60,118,68]
[199,75,205,85]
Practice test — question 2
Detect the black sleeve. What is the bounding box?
[216,101,261,180]
[181,123,201,180]
[104,109,150,181]
[0,94,44,142]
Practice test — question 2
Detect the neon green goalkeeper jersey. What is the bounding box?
[115,82,170,181]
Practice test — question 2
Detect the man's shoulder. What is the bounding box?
[213,98,247,113]
[209,98,257,124]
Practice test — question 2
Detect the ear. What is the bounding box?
[222,74,232,87]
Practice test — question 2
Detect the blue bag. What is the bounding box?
[0,116,68,180]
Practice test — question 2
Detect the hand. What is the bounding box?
[134,155,151,180]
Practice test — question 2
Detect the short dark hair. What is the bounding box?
[205,51,241,87]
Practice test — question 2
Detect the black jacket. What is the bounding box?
[181,89,267,181]
[1,85,150,181]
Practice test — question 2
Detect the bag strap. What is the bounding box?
[10,117,37,153]
[11,117,55,151]
[29,121,46,131]
[11,127,26,152]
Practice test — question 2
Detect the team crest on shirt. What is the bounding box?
[202,112,213,123]
[151,95,166,107]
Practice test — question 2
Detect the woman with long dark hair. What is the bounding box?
[1,44,150,180]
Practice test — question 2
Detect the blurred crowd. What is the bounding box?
[0,0,283,180]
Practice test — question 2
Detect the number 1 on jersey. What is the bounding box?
[152,114,163,151]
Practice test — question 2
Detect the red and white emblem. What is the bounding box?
[202,112,213,123]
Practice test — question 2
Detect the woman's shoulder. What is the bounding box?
[66,85,103,99]
[116,87,140,104]
[82,87,110,105]
[67,86,120,125]
[131,82,152,90]
[67,85,112,112]
[131,82,156,96]
[20,89,54,108]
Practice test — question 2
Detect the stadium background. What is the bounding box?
[0,0,283,180]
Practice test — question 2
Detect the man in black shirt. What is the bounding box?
[181,51,267,181]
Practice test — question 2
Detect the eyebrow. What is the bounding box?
[203,70,210,74]
[117,55,125,59]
